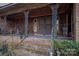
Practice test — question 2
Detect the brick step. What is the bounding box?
[14,40,51,56]
[13,49,45,56]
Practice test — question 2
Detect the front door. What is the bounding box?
[29,16,52,36]
[33,18,39,35]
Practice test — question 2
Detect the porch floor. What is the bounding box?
[26,35,51,40]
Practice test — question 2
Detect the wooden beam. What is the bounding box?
[0,4,49,16]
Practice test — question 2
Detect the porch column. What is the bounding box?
[24,11,29,37]
[4,16,7,34]
[50,4,58,55]
[51,4,58,39]
[73,4,79,41]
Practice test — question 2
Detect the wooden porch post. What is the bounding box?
[4,16,7,34]
[24,11,29,37]
[50,4,58,55]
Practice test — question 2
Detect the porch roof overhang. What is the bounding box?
[0,3,51,16]
[0,3,72,16]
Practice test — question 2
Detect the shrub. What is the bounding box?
[0,40,12,56]
[53,40,79,56]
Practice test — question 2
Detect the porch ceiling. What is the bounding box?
[0,3,49,16]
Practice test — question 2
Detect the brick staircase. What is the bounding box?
[0,35,51,56]
[13,39,51,56]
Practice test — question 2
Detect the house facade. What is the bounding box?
[0,3,78,41]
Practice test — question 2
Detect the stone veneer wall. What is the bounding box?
[74,4,79,41]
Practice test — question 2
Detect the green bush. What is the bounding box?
[53,40,79,56]
[0,41,11,56]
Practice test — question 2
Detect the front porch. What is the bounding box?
[0,4,74,40]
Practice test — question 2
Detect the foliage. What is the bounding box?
[0,40,13,56]
[53,40,79,56]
